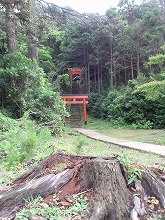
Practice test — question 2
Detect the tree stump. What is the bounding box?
[4,153,165,219]
[0,169,73,219]
[141,170,165,208]
[82,158,130,220]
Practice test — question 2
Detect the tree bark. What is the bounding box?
[97,61,100,92]
[82,158,129,220]
[130,53,134,79]
[87,62,90,93]
[110,42,114,88]
[94,63,97,90]
[5,3,16,54]
[27,0,38,60]
[83,45,88,92]
[1,87,5,107]
[141,170,165,208]
[100,61,103,90]
[0,169,73,218]
[136,49,140,75]
[113,62,117,87]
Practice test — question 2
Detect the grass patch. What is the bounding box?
[0,124,164,188]
[53,129,165,168]
[0,126,164,217]
[84,117,165,145]
[0,118,164,219]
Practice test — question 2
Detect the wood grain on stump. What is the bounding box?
[0,169,73,218]
[82,158,129,220]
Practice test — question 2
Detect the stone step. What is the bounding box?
[71,114,81,117]
[70,124,81,128]
[70,112,81,116]
[69,82,83,127]
[71,109,81,113]
[70,118,81,121]
[70,116,81,120]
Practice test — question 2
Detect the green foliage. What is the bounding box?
[88,73,165,129]
[134,80,165,101]
[74,138,86,154]
[0,52,40,116]
[118,153,142,185]
[87,93,108,119]
[2,0,165,94]
[26,195,44,206]
[52,73,71,93]
[148,45,165,64]
[15,193,88,219]
[38,47,55,73]
[148,54,165,66]
[24,80,66,133]
[0,111,17,131]
[0,112,53,170]
[0,177,8,184]
[0,52,66,133]
[65,194,88,217]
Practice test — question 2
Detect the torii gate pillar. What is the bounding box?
[61,95,88,124]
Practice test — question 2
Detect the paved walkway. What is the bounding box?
[74,128,165,156]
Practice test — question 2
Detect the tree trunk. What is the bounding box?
[87,62,90,93]
[130,53,134,79]
[114,62,117,87]
[94,63,97,90]
[100,61,103,90]
[110,44,113,88]
[27,0,38,60]
[5,3,16,54]
[98,61,101,93]
[1,87,5,107]
[136,49,140,75]
[110,70,113,88]
[82,158,129,220]
[124,58,127,83]
[83,45,88,92]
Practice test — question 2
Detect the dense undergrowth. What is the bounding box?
[0,52,67,133]
[0,52,68,171]
[0,112,55,171]
[87,73,165,129]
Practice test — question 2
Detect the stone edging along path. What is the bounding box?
[74,128,165,157]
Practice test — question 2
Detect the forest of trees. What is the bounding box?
[0,2,165,218]
[0,0,165,129]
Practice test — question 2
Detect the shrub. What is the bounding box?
[0,111,53,170]
[87,93,108,119]
[0,52,67,132]
[88,76,165,129]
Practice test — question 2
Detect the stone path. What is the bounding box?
[75,128,165,156]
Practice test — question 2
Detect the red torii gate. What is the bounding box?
[61,94,88,124]
[67,67,83,81]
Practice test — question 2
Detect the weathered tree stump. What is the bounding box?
[141,170,165,208]
[1,153,164,219]
[0,169,73,219]
[82,158,129,220]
